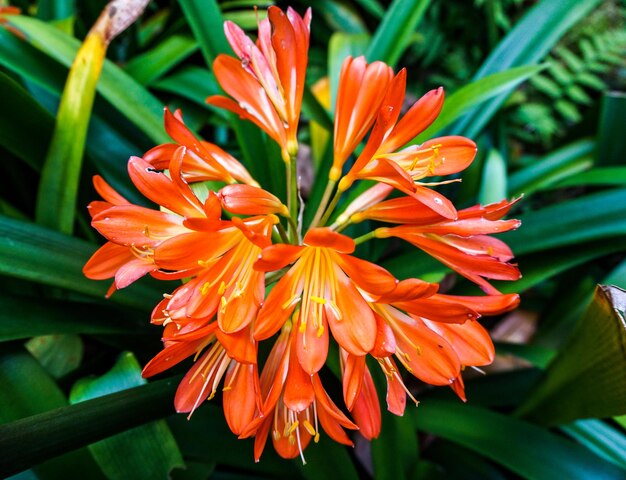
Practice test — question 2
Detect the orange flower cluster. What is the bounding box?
[85,6,521,462]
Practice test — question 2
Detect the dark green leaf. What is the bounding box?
[0,376,179,478]
[178,0,230,66]
[554,167,626,188]
[0,70,53,170]
[124,35,199,86]
[502,189,626,256]
[7,15,169,144]
[561,420,626,470]
[0,294,145,341]
[516,286,626,425]
[26,335,83,379]
[597,92,626,166]
[366,0,430,67]
[414,399,625,479]
[508,139,595,196]
[70,353,184,480]
[416,65,545,143]
[453,0,603,137]
[0,214,163,310]
[0,345,105,480]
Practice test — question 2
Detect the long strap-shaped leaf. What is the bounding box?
[5,13,169,145]
[0,376,179,478]
[31,1,149,234]
[453,0,603,137]
[414,399,625,479]
[516,285,626,425]
[0,214,162,310]
[366,0,430,67]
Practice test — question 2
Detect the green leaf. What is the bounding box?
[0,345,105,480]
[70,353,184,480]
[414,399,625,479]
[26,335,83,379]
[34,28,106,234]
[597,92,626,166]
[6,15,169,145]
[416,65,545,143]
[317,0,368,34]
[353,0,385,18]
[152,66,223,112]
[124,35,199,86]
[508,139,595,196]
[178,0,230,66]
[479,149,507,205]
[0,376,179,478]
[168,405,300,476]
[453,0,603,137]
[495,239,626,294]
[530,74,563,98]
[516,285,626,425]
[0,214,163,310]
[561,420,626,470]
[328,32,370,112]
[501,189,626,256]
[0,294,145,341]
[366,0,430,67]
[0,70,53,171]
[554,167,626,188]
[555,99,581,122]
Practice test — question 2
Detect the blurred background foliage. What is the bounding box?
[0,0,625,478]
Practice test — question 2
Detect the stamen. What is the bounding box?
[218,281,227,295]
[310,296,326,304]
[201,282,210,295]
[282,295,301,310]
[303,420,316,436]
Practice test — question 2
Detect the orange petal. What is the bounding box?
[83,242,134,280]
[423,318,495,367]
[283,344,315,411]
[93,175,128,205]
[216,326,257,364]
[351,366,381,439]
[296,307,329,374]
[223,363,259,435]
[91,205,183,247]
[385,358,408,416]
[382,305,461,385]
[326,269,376,356]
[371,312,396,357]
[303,228,355,253]
[221,184,288,216]
[380,87,445,152]
[336,252,398,295]
[409,185,458,219]
[254,268,302,340]
[340,350,365,410]
[378,278,438,303]
[435,293,520,316]
[254,244,303,272]
[142,338,206,378]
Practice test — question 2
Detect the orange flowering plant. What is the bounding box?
[84,6,521,462]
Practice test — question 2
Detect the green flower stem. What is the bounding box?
[317,187,343,228]
[275,222,290,244]
[353,230,377,246]
[286,152,299,243]
[310,178,336,229]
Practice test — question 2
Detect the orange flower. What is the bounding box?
[332,68,477,218]
[207,6,311,161]
[144,108,258,186]
[241,322,357,462]
[83,4,524,461]
[253,228,398,374]
[374,198,522,294]
[330,56,394,180]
